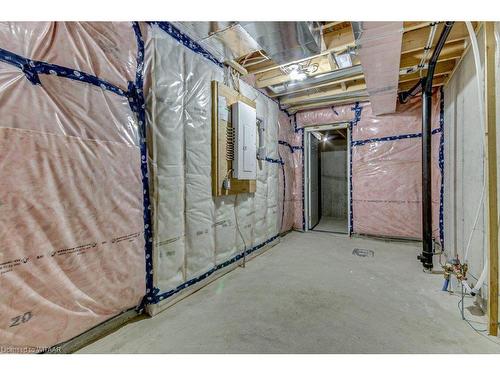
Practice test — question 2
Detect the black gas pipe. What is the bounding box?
[417,22,455,270]
[399,22,455,270]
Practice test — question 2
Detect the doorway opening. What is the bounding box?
[304,123,350,234]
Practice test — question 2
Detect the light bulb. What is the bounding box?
[289,69,306,81]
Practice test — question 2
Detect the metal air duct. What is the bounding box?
[352,22,403,115]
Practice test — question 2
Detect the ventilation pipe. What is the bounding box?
[417,22,455,270]
[352,22,403,115]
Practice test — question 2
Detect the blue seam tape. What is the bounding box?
[349,102,362,234]
[0,47,127,96]
[265,157,284,165]
[279,141,303,152]
[351,132,423,146]
[278,150,286,233]
[147,22,224,68]
[349,103,362,234]
[439,87,445,248]
[300,116,305,230]
[349,126,353,234]
[129,22,157,309]
[351,128,442,147]
[152,234,280,304]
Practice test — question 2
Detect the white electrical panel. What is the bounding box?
[232,101,257,180]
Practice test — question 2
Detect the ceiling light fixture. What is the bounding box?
[334,52,353,69]
[283,61,318,81]
[290,68,307,81]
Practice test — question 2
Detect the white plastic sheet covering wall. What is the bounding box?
[0,22,146,352]
[443,24,500,298]
[146,24,282,308]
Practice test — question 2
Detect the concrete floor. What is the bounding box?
[78,231,500,353]
[314,216,348,233]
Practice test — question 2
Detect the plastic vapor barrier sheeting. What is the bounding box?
[278,112,297,233]
[351,96,442,240]
[0,22,146,351]
[295,95,442,241]
[145,24,285,310]
[296,105,356,127]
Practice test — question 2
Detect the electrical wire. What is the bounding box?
[459,285,488,332]
[457,285,500,346]
[418,22,438,78]
[234,194,247,267]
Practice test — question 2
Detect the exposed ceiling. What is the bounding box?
[237,21,475,114]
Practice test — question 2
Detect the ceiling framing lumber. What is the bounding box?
[400,40,466,69]
[288,96,369,113]
[398,75,446,92]
[445,22,481,85]
[281,82,366,106]
[255,55,334,88]
[246,22,469,112]
[403,21,432,33]
[268,73,365,98]
[399,60,456,83]
[322,23,355,50]
[401,22,471,55]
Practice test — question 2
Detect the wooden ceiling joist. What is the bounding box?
[322,23,355,50]
[400,40,466,70]
[255,55,333,88]
[398,75,446,92]
[288,96,370,113]
[250,22,469,111]
[268,73,364,98]
[399,60,456,83]
[319,21,347,31]
[401,22,471,55]
[403,21,432,33]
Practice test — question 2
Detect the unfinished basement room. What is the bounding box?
[1,1,500,371]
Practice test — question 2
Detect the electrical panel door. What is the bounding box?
[232,101,257,180]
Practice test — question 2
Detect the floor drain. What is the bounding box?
[352,248,374,257]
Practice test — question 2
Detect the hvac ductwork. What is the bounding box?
[173,21,323,66]
[240,22,322,65]
[352,22,403,115]
[172,22,262,62]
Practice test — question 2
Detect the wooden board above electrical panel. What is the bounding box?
[211,81,257,196]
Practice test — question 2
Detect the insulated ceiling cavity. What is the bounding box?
[352,22,403,115]
[240,22,322,65]
[172,22,262,62]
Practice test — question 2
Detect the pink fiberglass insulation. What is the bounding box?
[292,150,304,230]
[277,111,295,233]
[0,22,137,88]
[293,91,442,240]
[351,95,441,239]
[277,113,304,231]
[296,104,356,127]
[0,22,145,352]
